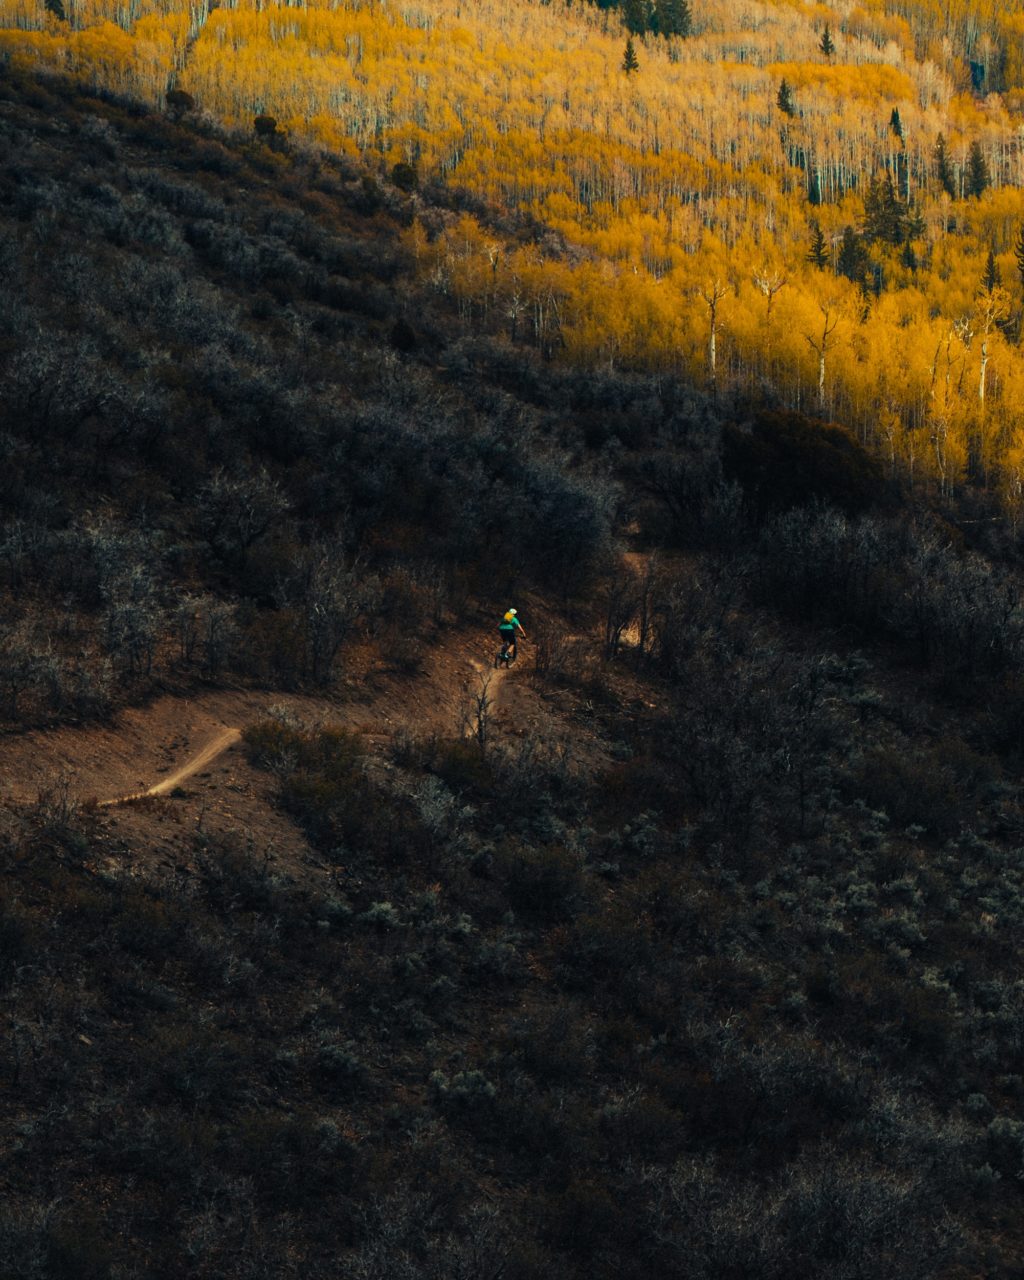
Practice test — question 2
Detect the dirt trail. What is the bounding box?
[0,621,602,878]
[99,726,242,807]
[462,658,508,737]
[0,628,527,811]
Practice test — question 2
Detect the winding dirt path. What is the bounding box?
[98,726,242,807]
[0,621,604,878]
[0,626,532,814]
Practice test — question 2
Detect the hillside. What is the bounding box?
[4,0,1024,511]
[6,63,1024,1279]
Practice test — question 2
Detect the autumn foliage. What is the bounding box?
[4,0,1024,501]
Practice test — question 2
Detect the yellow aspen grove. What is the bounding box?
[5,0,1024,508]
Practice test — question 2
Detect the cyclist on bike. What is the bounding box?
[498,608,526,662]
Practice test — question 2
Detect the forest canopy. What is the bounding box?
[3,0,1024,503]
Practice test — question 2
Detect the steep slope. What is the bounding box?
[0,65,619,732]
[7,65,1024,1280]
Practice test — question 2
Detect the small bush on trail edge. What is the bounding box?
[243,720,362,775]
[430,738,496,797]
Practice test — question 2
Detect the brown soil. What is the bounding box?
[0,620,599,880]
[98,726,244,806]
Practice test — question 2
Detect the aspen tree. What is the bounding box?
[10,0,1024,501]
[698,277,729,404]
[928,324,970,497]
[806,297,840,413]
[753,266,786,380]
[974,288,1011,478]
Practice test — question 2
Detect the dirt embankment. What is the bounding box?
[0,625,553,876]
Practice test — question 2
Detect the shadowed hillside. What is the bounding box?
[4,66,1024,1278]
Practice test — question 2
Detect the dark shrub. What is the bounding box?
[495,842,586,923]
[0,897,36,989]
[165,89,194,117]
[390,317,417,352]
[45,1208,115,1279]
[390,161,418,192]
[724,410,891,519]
[849,739,997,838]
[432,738,496,797]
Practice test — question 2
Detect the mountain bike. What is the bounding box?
[495,638,515,669]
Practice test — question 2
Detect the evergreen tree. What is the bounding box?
[837,225,867,284]
[43,0,66,18]
[967,140,990,198]
[862,172,905,245]
[654,0,691,37]
[983,248,1001,293]
[901,241,918,272]
[807,219,828,269]
[623,0,651,35]
[776,79,796,117]
[622,37,640,73]
[1015,225,1024,290]
[934,133,956,197]
[889,108,904,141]
[819,24,835,57]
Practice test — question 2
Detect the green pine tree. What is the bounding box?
[837,225,867,284]
[776,79,796,117]
[901,241,918,272]
[934,133,956,198]
[819,24,835,56]
[983,247,1001,293]
[654,0,691,37]
[623,0,651,35]
[967,140,990,198]
[1015,225,1024,289]
[622,37,640,73]
[889,107,904,140]
[807,219,828,269]
[862,172,905,245]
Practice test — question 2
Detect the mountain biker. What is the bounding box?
[498,608,526,662]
